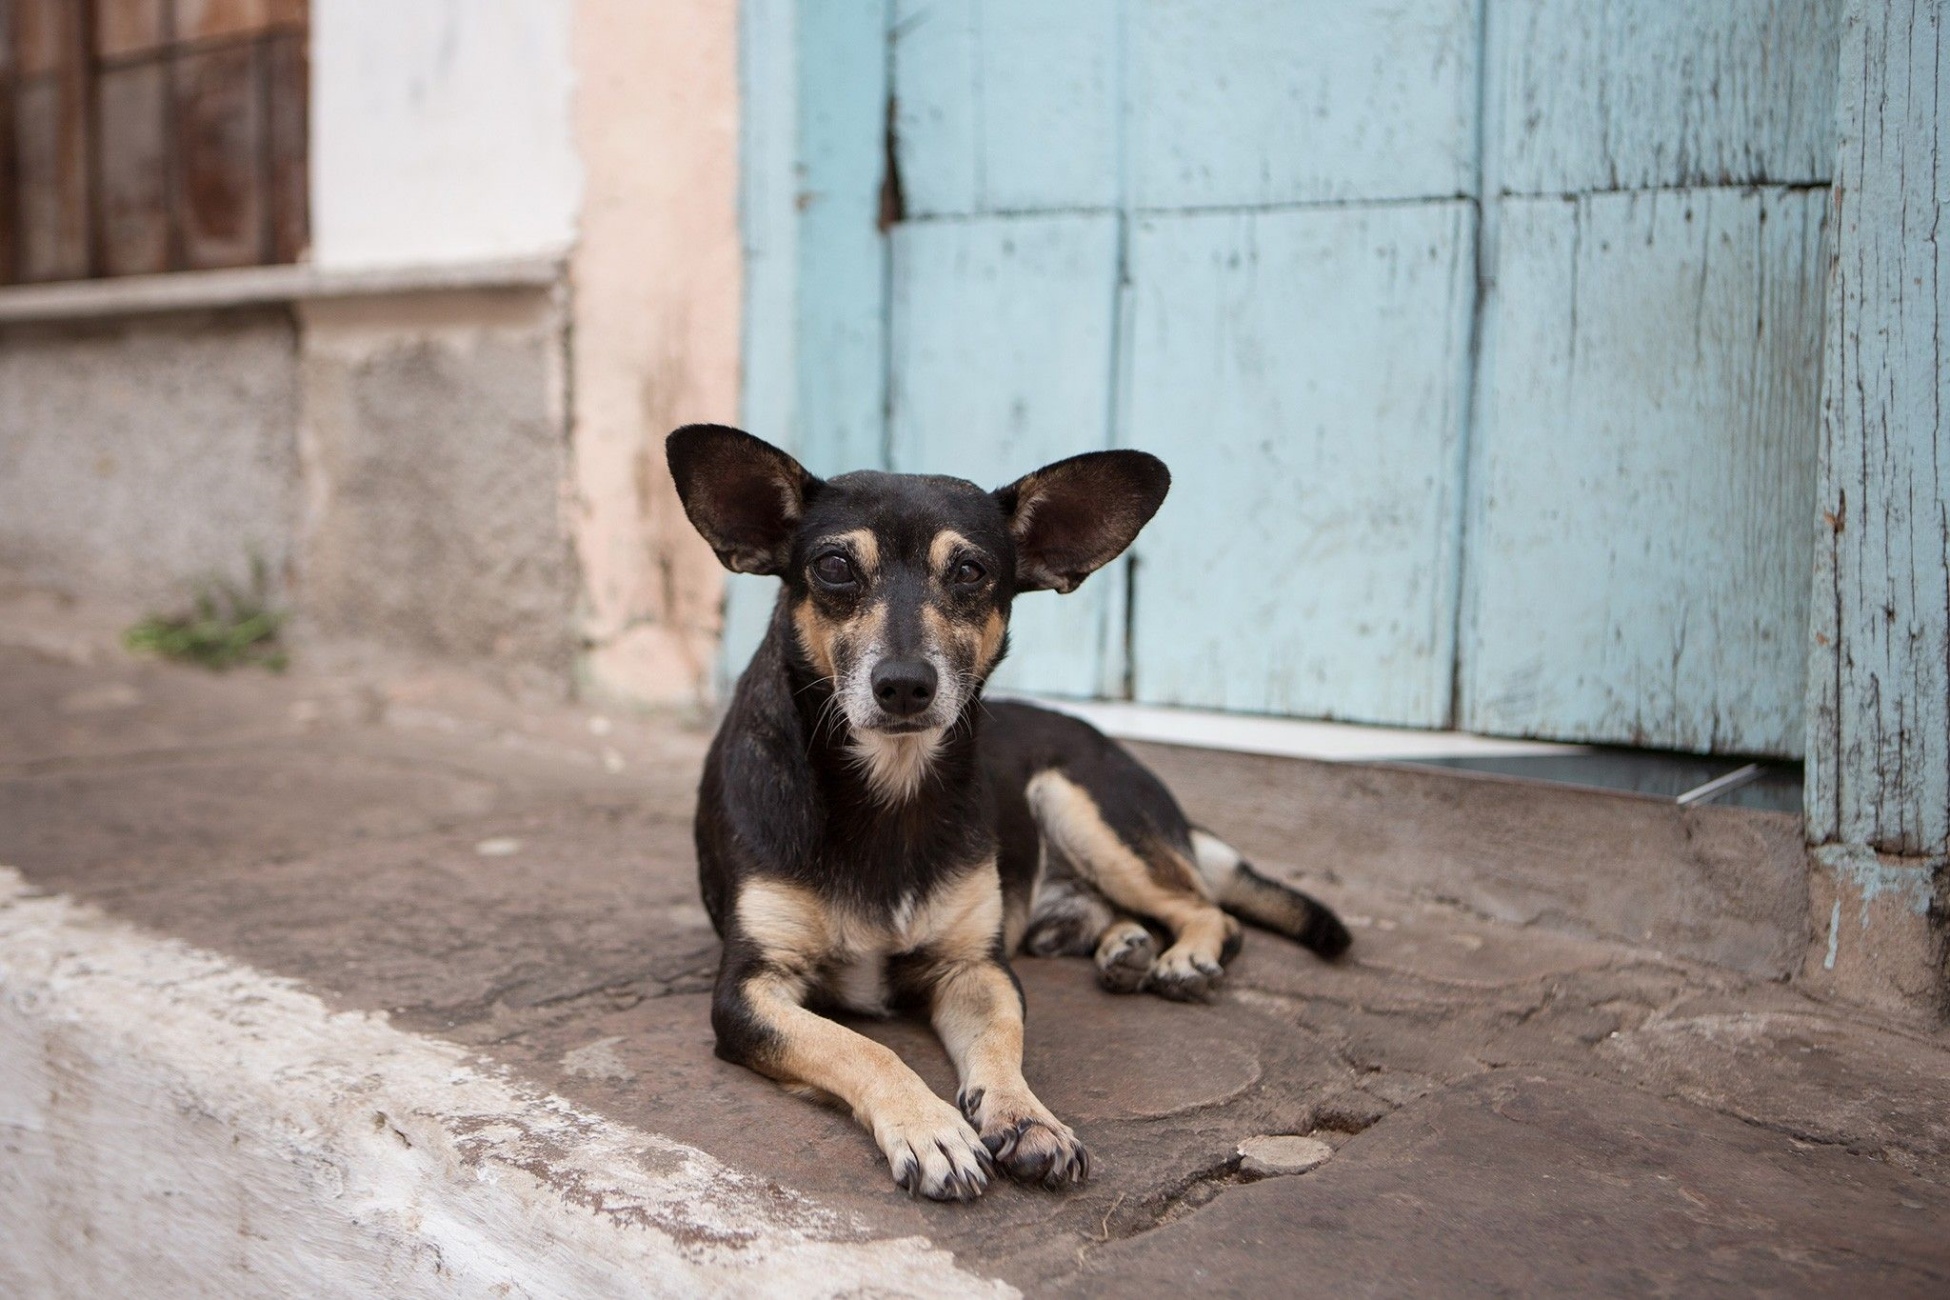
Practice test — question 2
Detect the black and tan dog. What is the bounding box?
[667,424,1350,1202]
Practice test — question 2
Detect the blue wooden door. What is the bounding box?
[740,0,1837,756]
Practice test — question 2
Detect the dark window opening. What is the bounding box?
[0,0,308,285]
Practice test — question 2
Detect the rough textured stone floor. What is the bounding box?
[2,597,1946,1296]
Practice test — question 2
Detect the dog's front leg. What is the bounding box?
[714,962,993,1200]
[929,960,1090,1188]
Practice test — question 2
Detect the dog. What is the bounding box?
[666,424,1350,1201]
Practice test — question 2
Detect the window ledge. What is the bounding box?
[0,256,565,325]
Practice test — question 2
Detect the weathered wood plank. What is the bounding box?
[13,71,91,282]
[726,0,891,681]
[724,0,799,682]
[175,0,278,41]
[1130,0,1479,208]
[1463,188,1828,756]
[794,0,890,476]
[888,213,1120,696]
[13,0,84,76]
[1125,201,1477,726]
[264,29,308,264]
[1807,0,1950,856]
[96,59,171,275]
[1486,0,1843,195]
[92,0,171,60]
[892,0,1119,218]
[0,80,15,286]
[174,41,264,270]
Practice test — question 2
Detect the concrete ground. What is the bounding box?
[2,596,1947,1297]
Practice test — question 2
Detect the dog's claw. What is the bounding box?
[966,1104,1090,1190]
[880,1102,993,1202]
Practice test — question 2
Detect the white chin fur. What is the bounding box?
[849,727,946,805]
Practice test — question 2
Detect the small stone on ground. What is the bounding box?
[1238,1134,1335,1177]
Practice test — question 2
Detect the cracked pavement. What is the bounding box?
[3,601,1947,1296]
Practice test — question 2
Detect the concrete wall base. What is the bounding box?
[0,290,584,690]
[1800,844,1947,1027]
[296,291,578,678]
[0,311,300,608]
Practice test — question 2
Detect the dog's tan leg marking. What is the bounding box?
[929,961,1090,1188]
[1025,771,1240,1000]
[734,881,991,1200]
[741,972,991,1200]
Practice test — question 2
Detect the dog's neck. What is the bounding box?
[846,727,949,806]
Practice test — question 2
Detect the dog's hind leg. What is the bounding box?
[1020,877,1114,957]
[1020,876,1160,994]
[1025,770,1239,1001]
[1190,829,1352,959]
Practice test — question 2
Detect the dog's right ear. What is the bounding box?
[666,425,821,576]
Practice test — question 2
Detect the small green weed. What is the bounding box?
[125,559,289,672]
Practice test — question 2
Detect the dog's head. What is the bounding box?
[667,424,1168,757]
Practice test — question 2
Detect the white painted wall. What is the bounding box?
[310,0,582,271]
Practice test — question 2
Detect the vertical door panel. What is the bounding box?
[1131,0,1479,208]
[1462,189,1826,755]
[93,0,171,60]
[795,0,890,476]
[1125,202,1476,725]
[724,0,891,682]
[265,29,309,263]
[888,213,1121,696]
[1487,0,1841,194]
[97,60,171,275]
[13,71,90,281]
[893,0,1119,218]
[174,42,264,269]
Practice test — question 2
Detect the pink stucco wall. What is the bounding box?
[570,0,741,707]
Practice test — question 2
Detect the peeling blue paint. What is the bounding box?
[1812,844,1940,923]
[743,1,1852,755]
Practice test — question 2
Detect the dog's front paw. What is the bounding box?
[958,1087,1091,1190]
[876,1097,993,1201]
[1147,944,1225,1001]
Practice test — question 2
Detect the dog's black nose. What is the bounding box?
[871,658,937,717]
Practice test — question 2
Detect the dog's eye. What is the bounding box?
[811,553,858,587]
[951,560,987,587]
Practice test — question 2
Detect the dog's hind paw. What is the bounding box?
[1147,944,1225,1002]
[1094,922,1157,995]
[879,1099,993,1202]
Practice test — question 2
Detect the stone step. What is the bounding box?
[1,614,1945,1294]
[1128,738,1809,979]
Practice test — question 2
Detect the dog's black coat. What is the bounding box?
[667,423,1348,1200]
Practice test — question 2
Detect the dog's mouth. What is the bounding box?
[863,719,935,735]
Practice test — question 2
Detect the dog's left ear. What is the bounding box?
[666,424,822,575]
[995,451,1170,593]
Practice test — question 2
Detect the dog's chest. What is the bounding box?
[824,894,931,1015]
[738,862,1005,1011]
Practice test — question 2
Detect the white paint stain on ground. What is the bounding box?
[562,1036,635,1082]
[0,867,1013,1299]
